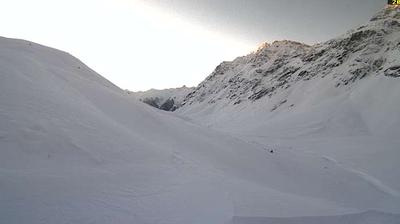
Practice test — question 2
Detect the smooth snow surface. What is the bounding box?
[1,7,400,224]
[232,211,400,224]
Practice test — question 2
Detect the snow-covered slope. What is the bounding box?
[0,37,270,224]
[4,36,398,224]
[175,6,400,222]
[128,86,194,111]
[179,7,400,135]
[1,7,400,224]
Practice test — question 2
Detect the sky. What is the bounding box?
[0,0,386,91]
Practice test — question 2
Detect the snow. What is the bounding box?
[175,5,400,222]
[1,6,400,224]
[0,37,366,224]
[232,211,400,224]
[128,86,195,111]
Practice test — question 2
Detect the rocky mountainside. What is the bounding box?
[179,7,400,114]
[128,86,194,111]
[171,9,400,223]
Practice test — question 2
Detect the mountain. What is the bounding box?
[4,36,398,224]
[178,6,400,135]
[1,6,400,224]
[173,5,400,221]
[128,86,195,111]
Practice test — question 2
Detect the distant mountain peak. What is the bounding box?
[178,7,400,112]
[128,86,195,111]
[253,40,310,55]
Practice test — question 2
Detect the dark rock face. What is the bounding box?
[248,87,276,101]
[129,86,195,111]
[140,97,179,111]
[160,98,176,111]
[384,66,400,77]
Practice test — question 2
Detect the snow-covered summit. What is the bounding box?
[179,7,400,112]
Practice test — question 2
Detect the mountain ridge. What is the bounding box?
[178,6,400,112]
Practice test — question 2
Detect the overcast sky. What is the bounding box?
[147,0,386,44]
[0,0,386,91]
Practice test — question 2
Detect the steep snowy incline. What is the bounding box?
[4,37,399,224]
[0,37,247,224]
[178,6,400,137]
[175,6,400,221]
[0,37,261,224]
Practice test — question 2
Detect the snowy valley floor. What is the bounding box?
[1,30,400,223]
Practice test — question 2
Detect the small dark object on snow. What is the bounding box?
[270,150,274,154]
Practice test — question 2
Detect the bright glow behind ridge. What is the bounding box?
[0,0,253,91]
